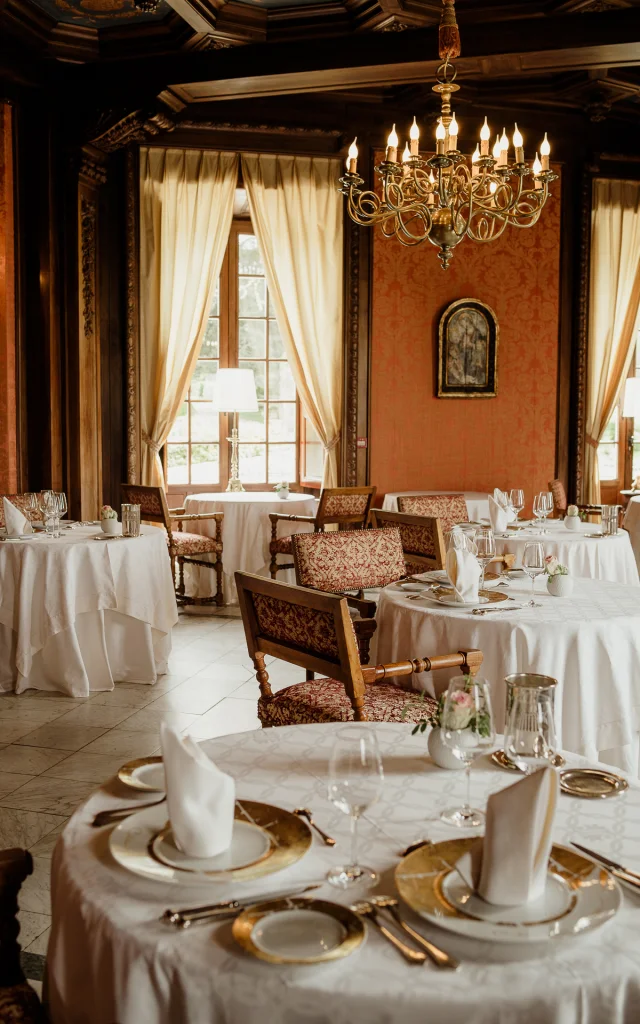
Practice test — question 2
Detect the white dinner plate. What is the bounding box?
[118,756,165,792]
[396,582,428,593]
[233,898,365,964]
[152,820,272,877]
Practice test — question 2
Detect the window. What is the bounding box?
[633,345,640,484]
[596,329,640,490]
[165,221,318,492]
[597,409,619,483]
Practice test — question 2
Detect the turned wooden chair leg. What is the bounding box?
[177,558,186,598]
[215,556,224,606]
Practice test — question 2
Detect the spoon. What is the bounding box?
[351,901,426,964]
[371,896,459,970]
[92,797,165,828]
[293,808,337,846]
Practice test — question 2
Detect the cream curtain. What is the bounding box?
[584,179,640,503]
[242,154,343,487]
[139,148,237,486]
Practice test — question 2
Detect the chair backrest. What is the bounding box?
[0,495,41,529]
[292,527,406,593]
[548,479,567,513]
[372,509,446,570]
[120,484,171,530]
[236,572,366,709]
[315,486,376,528]
[397,493,468,530]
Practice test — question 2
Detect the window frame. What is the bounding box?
[598,341,638,500]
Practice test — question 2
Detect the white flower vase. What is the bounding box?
[277,487,289,501]
[101,518,120,535]
[427,727,464,770]
[564,517,581,531]
[547,574,573,598]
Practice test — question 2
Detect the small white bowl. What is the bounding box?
[101,518,121,535]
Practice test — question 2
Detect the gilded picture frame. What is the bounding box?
[437,298,499,398]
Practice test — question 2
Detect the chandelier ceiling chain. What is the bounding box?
[338,0,557,269]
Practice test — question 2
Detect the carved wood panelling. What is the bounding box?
[126,147,141,484]
[342,214,371,487]
[573,169,593,503]
[76,184,103,518]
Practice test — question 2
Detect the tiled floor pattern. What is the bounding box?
[1,608,289,987]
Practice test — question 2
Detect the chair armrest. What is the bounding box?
[169,512,224,523]
[269,513,317,525]
[362,648,482,684]
[168,506,187,515]
[346,596,377,618]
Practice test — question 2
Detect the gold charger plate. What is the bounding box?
[431,587,509,606]
[233,896,365,964]
[560,768,628,799]
[118,755,164,792]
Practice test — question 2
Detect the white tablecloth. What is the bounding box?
[624,497,640,573]
[0,525,177,696]
[494,518,639,585]
[47,723,640,1024]
[382,490,490,521]
[376,578,640,774]
[182,492,317,604]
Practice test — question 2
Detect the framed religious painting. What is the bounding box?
[437,298,499,398]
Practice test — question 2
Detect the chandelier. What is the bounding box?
[338,0,557,269]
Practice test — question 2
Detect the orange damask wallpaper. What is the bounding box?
[370,169,562,511]
[0,102,17,492]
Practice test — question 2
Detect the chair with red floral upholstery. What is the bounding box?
[548,479,602,520]
[372,509,446,575]
[269,485,376,580]
[236,571,483,727]
[0,495,41,529]
[121,484,224,606]
[0,848,47,1023]
[396,494,469,531]
[292,527,407,664]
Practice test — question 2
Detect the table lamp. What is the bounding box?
[213,368,258,492]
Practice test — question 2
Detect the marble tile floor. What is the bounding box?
[0,607,297,989]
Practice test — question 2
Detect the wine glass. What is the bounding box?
[504,687,557,775]
[532,493,548,533]
[440,677,495,828]
[522,541,545,607]
[326,725,384,888]
[54,492,68,521]
[38,491,57,536]
[475,527,496,593]
[24,493,39,525]
[509,489,525,524]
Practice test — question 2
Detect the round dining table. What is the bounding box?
[47,723,640,1024]
[382,490,490,522]
[0,524,177,696]
[376,578,640,775]
[492,517,639,585]
[182,491,317,604]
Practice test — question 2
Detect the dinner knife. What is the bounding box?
[571,842,640,883]
[472,604,524,615]
[161,883,321,927]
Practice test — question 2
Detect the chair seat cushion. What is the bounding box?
[0,981,45,1023]
[270,535,293,555]
[171,531,222,556]
[258,678,437,726]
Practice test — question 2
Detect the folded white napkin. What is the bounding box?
[456,766,558,906]
[488,495,510,534]
[160,723,236,858]
[3,498,30,538]
[445,534,481,603]
[493,488,516,523]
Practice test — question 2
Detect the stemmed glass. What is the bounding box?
[440,677,495,828]
[522,541,545,607]
[55,493,68,522]
[509,489,525,524]
[24,493,39,526]
[326,725,384,888]
[504,687,557,775]
[475,527,496,592]
[532,493,552,534]
[38,491,60,538]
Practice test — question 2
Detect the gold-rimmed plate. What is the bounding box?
[233,897,365,964]
[151,818,273,879]
[118,756,165,792]
[560,768,628,799]
[395,838,620,944]
[109,800,312,887]
[419,588,509,609]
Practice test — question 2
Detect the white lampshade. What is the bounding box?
[623,377,640,419]
[213,368,258,413]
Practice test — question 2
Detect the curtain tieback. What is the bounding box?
[323,432,341,454]
[585,435,600,450]
[142,430,162,455]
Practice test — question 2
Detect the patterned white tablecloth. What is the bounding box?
[494,518,639,585]
[183,492,317,604]
[47,723,640,1024]
[376,578,640,774]
[382,490,489,522]
[0,525,176,696]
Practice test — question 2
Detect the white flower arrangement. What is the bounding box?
[101,505,117,520]
[273,482,289,493]
[566,504,579,518]
[544,554,568,577]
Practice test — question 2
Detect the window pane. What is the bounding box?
[168,403,188,443]
[269,402,296,441]
[239,444,266,483]
[633,440,640,482]
[191,404,219,442]
[597,443,618,481]
[238,360,265,400]
[268,444,296,483]
[167,444,188,484]
[201,319,219,359]
[269,318,285,359]
[239,405,266,442]
[269,361,296,401]
[239,277,267,317]
[268,292,276,318]
[191,444,219,484]
[210,279,220,317]
[304,415,321,445]
[238,235,264,275]
[600,415,618,443]
[239,319,266,359]
[304,443,323,481]
[190,360,218,400]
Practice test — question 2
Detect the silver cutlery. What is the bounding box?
[162,884,322,928]
[371,896,459,970]
[571,842,640,886]
[351,901,426,964]
[293,807,337,846]
[92,798,166,828]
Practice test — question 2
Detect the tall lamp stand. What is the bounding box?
[226,412,244,493]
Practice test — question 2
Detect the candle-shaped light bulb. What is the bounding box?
[499,128,509,166]
[489,180,497,194]
[449,112,458,150]
[492,135,501,161]
[427,169,436,205]
[513,123,524,163]
[532,152,542,189]
[480,116,490,156]
[402,143,411,163]
[540,132,550,170]
[409,116,420,156]
[435,118,446,155]
[346,137,358,174]
[386,124,398,163]
[471,145,480,177]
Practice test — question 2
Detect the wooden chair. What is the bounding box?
[0,495,41,529]
[0,849,46,1023]
[269,485,376,580]
[120,484,224,606]
[397,494,469,530]
[548,479,602,519]
[292,527,407,664]
[372,509,446,574]
[236,571,482,727]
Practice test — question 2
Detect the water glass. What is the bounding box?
[475,527,496,591]
[509,489,525,522]
[533,492,553,534]
[440,676,495,828]
[504,684,557,774]
[326,725,384,888]
[601,505,619,536]
[522,541,545,607]
[121,504,141,538]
